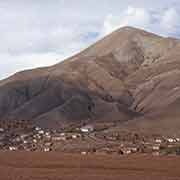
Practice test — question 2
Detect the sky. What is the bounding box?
[0,0,180,79]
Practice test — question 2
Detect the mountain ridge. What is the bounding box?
[1,26,180,135]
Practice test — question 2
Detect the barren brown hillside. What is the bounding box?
[1,26,180,134]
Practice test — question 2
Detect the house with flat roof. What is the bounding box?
[80,125,94,133]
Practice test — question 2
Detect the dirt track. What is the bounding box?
[0,152,180,180]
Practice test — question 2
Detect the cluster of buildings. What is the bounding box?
[91,132,180,156]
[0,123,180,156]
[0,126,85,152]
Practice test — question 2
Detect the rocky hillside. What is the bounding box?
[1,26,180,134]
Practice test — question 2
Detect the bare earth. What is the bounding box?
[0,152,180,180]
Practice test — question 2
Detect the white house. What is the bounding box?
[9,146,17,151]
[23,140,28,144]
[130,147,138,153]
[81,151,87,155]
[60,133,65,136]
[123,149,131,154]
[33,139,37,143]
[155,139,162,143]
[44,147,51,152]
[72,134,81,139]
[35,127,41,131]
[167,138,175,143]
[0,128,4,132]
[80,125,94,133]
[38,130,44,134]
[45,132,50,136]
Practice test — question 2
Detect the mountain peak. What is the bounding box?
[0,27,180,135]
[118,26,140,31]
[78,26,162,58]
[116,26,161,38]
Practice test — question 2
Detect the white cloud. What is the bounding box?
[0,53,66,79]
[160,8,180,33]
[0,1,180,79]
[101,6,180,37]
[102,6,151,35]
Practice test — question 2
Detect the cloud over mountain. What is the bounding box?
[102,6,180,36]
[0,0,180,79]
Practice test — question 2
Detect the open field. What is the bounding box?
[0,152,180,180]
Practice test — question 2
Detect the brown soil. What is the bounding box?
[0,152,180,180]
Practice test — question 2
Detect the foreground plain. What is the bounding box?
[0,152,180,180]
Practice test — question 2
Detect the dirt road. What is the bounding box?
[0,152,180,180]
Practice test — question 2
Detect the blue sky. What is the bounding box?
[0,0,180,79]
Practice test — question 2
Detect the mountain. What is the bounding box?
[1,26,180,135]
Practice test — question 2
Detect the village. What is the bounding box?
[0,124,180,156]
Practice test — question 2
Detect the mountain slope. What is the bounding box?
[1,26,180,134]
